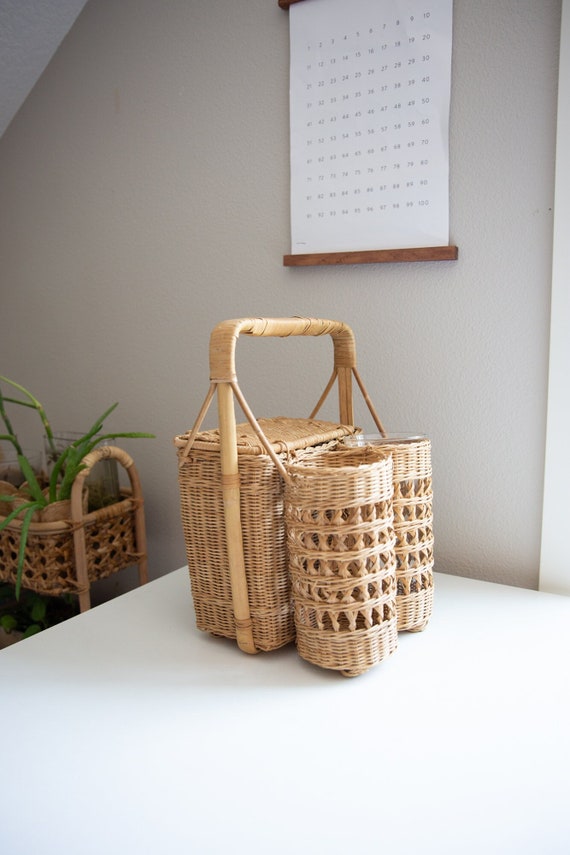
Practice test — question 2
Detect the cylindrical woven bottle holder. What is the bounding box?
[344,435,434,632]
[284,446,397,677]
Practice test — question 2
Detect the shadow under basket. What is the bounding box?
[0,446,148,611]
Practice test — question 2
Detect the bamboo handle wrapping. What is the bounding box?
[209,316,357,382]
[217,383,257,654]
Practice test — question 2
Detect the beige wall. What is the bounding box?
[0,0,561,596]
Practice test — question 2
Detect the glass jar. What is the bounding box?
[0,444,44,489]
[343,433,427,447]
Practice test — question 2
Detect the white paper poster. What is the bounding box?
[288,0,453,254]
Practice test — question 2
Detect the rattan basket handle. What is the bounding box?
[70,445,146,517]
[73,444,135,480]
[70,445,148,610]
[209,316,356,382]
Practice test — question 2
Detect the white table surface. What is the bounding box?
[1,568,569,854]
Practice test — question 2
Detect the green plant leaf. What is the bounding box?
[22,624,42,639]
[30,597,47,624]
[0,500,38,531]
[56,448,87,501]
[0,387,24,456]
[0,614,18,632]
[0,377,54,457]
[48,445,72,502]
[0,397,37,410]
[17,455,47,506]
[1,379,153,512]
[0,376,43,408]
[80,402,119,446]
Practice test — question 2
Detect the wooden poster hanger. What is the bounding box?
[280,0,458,266]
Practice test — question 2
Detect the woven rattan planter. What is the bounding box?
[284,446,398,676]
[344,434,434,631]
[0,446,148,611]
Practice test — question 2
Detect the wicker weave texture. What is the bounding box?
[284,446,397,676]
[378,438,434,631]
[344,436,434,631]
[0,446,148,609]
[175,417,356,652]
[0,495,143,597]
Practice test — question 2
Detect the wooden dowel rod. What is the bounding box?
[308,368,337,420]
[178,382,217,465]
[217,382,256,655]
[230,380,291,484]
[284,246,458,266]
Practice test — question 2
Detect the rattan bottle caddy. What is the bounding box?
[344,434,434,633]
[284,445,398,676]
[175,317,433,668]
[0,446,148,612]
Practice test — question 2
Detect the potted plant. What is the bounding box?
[0,376,154,601]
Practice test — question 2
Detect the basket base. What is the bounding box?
[405,620,429,633]
[295,618,398,676]
[396,585,434,633]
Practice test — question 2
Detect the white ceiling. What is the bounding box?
[0,0,88,138]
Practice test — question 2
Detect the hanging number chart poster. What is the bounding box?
[288,0,453,254]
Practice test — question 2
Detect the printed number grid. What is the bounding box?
[289,1,452,253]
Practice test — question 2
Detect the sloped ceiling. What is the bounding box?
[0,0,88,138]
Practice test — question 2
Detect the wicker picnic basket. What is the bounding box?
[344,434,434,631]
[0,446,148,612]
[284,445,397,676]
[176,419,355,652]
[175,317,389,655]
